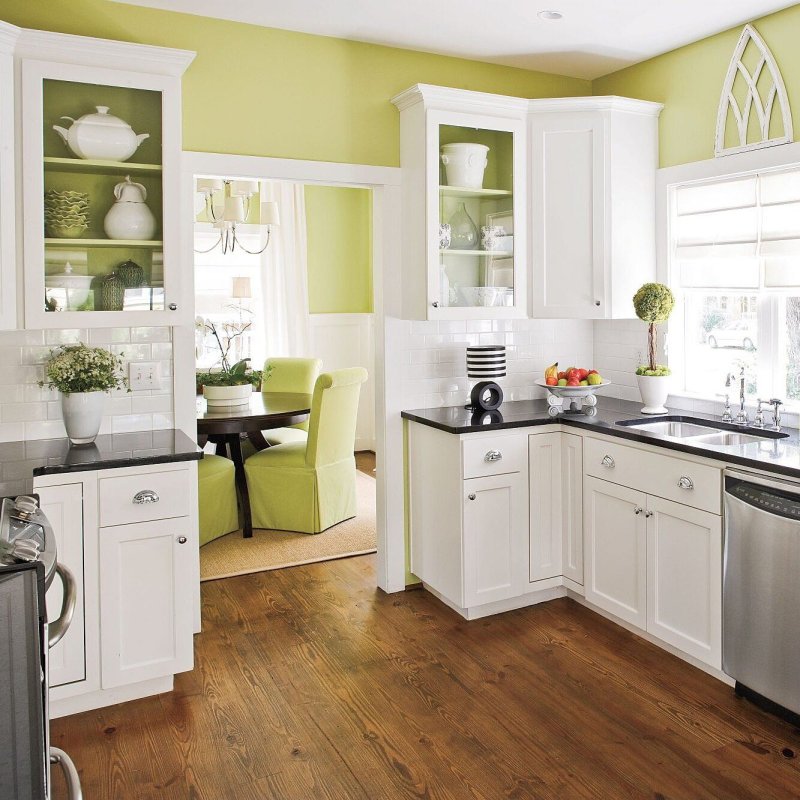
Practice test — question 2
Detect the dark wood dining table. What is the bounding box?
[196,391,312,538]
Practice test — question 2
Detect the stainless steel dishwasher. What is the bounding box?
[723,469,800,721]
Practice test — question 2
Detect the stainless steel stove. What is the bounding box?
[0,495,82,799]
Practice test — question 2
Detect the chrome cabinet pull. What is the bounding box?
[177,536,187,544]
[133,489,160,505]
[634,507,643,515]
[48,562,76,649]
[677,476,694,490]
[467,493,476,501]
[601,455,615,468]
[484,450,503,463]
[645,510,654,518]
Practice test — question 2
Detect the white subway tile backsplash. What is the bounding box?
[0,327,174,443]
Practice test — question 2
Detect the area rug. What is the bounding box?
[200,471,376,581]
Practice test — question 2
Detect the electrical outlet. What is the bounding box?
[128,361,161,391]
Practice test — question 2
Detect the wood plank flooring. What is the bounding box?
[51,553,800,799]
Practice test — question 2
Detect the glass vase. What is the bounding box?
[448,202,478,250]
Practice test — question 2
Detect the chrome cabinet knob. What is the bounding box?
[177,536,187,544]
[431,301,440,308]
[601,455,615,468]
[595,300,601,307]
[467,493,476,501]
[133,489,160,505]
[677,476,694,490]
[645,510,654,518]
[484,450,503,463]
[168,303,178,311]
[634,507,643,515]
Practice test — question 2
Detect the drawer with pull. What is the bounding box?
[583,435,721,514]
[99,467,190,527]
[462,433,527,479]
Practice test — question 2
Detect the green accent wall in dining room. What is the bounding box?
[592,4,800,168]
[0,0,589,168]
[304,186,373,314]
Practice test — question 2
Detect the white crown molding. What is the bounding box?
[0,21,21,54]
[392,84,663,117]
[15,28,195,76]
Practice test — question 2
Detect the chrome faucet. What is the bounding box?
[717,392,733,423]
[734,367,749,425]
[753,399,765,428]
[769,398,783,431]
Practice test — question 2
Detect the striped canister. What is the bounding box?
[466,345,506,379]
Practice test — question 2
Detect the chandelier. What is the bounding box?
[194,178,280,255]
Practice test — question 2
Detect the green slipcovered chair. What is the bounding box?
[244,367,367,534]
[198,455,240,546]
[261,357,322,446]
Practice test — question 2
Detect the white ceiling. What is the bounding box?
[111,0,797,80]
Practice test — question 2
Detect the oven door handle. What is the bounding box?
[50,747,83,799]
[49,562,77,649]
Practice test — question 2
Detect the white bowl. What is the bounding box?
[535,379,612,398]
[460,286,500,307]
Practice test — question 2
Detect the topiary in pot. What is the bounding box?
[633,282,675,376]
[632,283,675,414]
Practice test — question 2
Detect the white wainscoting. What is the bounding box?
[309,313,375,452]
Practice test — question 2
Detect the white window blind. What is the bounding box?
[673,168,800,290]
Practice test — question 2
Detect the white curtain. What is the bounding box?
[257,180,311,357]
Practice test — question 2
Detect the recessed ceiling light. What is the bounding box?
[538,10,563,20]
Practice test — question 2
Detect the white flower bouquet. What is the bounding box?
[41,343,129,395]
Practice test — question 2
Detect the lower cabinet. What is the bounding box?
[38,482,87,689]
[584,473,722,667]
[99,517,194,688]
[529,431,584,586]
[463,472,528,607]
[584,476,647,628]
[646,495,721,665]
[33,461,199,715]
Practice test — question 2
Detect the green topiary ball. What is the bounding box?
[633,283,675,323]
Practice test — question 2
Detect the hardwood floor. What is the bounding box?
[51,554,800,799]
[355,449,375,476]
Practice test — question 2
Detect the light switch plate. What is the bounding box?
[128,361,161,391]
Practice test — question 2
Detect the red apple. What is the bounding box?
[567,378,580,387]
[587,369,598,376]
[557,371,567,380]
[577,368,589,381]
[545,376,557,386]
[566,368,580,382]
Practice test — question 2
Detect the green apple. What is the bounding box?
[557,378,568,386]
[587,373,603,386]
[580,379,589,386]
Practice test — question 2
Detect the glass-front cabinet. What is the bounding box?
[21,58,187,328]
[393,86,526,320]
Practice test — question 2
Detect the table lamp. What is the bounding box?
[466,345,506,410]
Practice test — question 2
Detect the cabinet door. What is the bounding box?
[530,111,606,319]
[38,483,86,688]
[463,472,527,607]
[584,476,647,628]
[99,517,193,688]
[427,108,526,320]
[561,433,584,585]
[529,433,562,582]
[646,496,722,667]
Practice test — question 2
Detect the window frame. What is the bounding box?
[657,142,800,409]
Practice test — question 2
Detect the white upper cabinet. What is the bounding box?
[14,30,195,328]
[0,22,20,330]
[393,85,528,321]
[529,98,662,319]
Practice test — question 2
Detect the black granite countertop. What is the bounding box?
[0,429,202,478]
[402,398,800,480]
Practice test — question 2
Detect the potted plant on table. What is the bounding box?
[41,343,129,445]
[633,282,675,415]
[196,319,264,408]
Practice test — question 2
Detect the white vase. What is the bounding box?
[61,391,106,445]
[203,384,252,408]
[636,374,671,415]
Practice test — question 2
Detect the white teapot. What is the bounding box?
[103,176,157,240]
[53,106,149,162]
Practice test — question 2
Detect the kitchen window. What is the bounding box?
[668,166,800,405]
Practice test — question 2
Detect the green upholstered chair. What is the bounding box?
[244,367,367,534]
[261,357,322,446]
[198,454,240,546]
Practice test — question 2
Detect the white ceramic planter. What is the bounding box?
[440,143,489,189]
[636,374,671,415]
[203,384,252,408]
[61,391,106,445]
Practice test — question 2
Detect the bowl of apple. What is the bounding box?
[535,363,611,406]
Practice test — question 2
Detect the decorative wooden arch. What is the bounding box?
[715,24,793,157]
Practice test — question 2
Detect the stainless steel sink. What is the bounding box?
[690,432,770,446]
[623,421,720,439]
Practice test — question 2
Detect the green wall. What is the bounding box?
[593,5,800,168]
[304,185,372,314]
[0,1,588,167]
